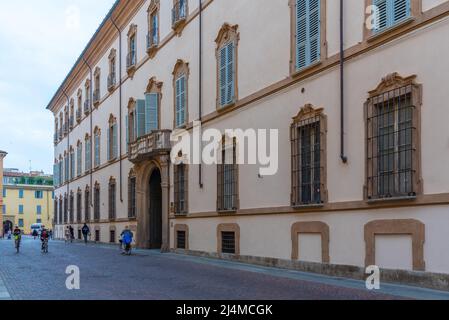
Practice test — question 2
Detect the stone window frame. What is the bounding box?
[93,181,101,222]
[144,76,163,130]
[172,0,189,35]
[69,190,75,224]
[127,24,138,77]
[108,49,117,92]
[364,219,425,271]
[84,185,91,222]
[128,168,137,219]
[289,0,327,76]
[93,67,101,107]
[363,0,422,41]
[84,133,92,173]
[291,221,330,263]
[93,126,101,168]
[76,140,82,177]
[84,79,91,113]
[63,193,68,224]
[364,72,423,201]
[76,187,82,223]
[108,177,116,221]
[217,223,240,256]
[215,23,239,110]
[76,89,83,122]
[172,59,189,129]
[108,114,118,161]
[109,225,117,243]
[174,224,189,250]
[173,150,189,215]
[290,104,328,207]
[69,98,75,129]
[69,146,75,181]
[147,0,160,57]
[217,135,240,213]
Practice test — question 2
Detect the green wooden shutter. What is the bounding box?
[145,93,159,133]
[136,99,146,137]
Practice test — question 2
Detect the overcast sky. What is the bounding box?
[0,0,116,174]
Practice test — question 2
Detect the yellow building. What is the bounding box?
[2,169,54,235]
[0,150,7,237]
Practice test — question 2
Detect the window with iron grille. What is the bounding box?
[63,196,68,223]
[221,231,236,254]
[84,188,90,222]
[76,191,82,223]
[108,180,116,220]
[291,105,327,206]
[365,73,422,200]
[95,230,100,242]
[128,176,136,218]
[110,230,116,243]
[176,230,186,249]
[217,137,238,212]
[94,184,100,221]
[69,193,74,223]
[174,162,188,215]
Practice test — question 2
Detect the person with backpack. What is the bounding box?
[120,226,133,255]
[81,223,90,244]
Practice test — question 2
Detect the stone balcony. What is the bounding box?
[128,130,172,163]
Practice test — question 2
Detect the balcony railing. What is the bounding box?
[84,100,91,114]
[107,73,116,90]
[93,89,100,105]
[128,130,172,163]
[146,32,159,51]
[172,1,187,27]
[126,51,136,70]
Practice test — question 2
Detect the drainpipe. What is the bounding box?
[110,16,124,202]
[198,0,204,188]
[82,58,94,206]
[61,89,70,221]
[340,0,348,163]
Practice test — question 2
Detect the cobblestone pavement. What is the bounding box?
[0,237,446,300]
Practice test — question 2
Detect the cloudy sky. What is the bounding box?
[0,0,116,174]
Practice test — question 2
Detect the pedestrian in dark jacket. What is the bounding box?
[81,224,90,244]
[69,225,74,243]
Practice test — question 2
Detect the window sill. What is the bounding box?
[292,203,325,210]
[367,195,417,204]
[367,17,415,43]
[217,101,236,113]
[218,209,238,214]
[291,61,322,79]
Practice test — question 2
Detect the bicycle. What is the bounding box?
[41,238,49,254]
[14,236,21,253]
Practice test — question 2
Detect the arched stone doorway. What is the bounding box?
[148,169,162,249]
[3,220,13,234]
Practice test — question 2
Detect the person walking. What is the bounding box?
[69,225,74,243]
[81,223,90,244]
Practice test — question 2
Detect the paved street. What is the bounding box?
[0,237,448,300]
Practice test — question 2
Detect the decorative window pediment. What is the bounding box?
[146,77,163,94]
[215,23,239,49]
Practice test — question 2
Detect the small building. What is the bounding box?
[2,169,54,235]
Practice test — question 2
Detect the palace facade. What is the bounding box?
[48,0,449,286]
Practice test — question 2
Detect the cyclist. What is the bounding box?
[120,226,134,255]
[40,226,50,253]
[13,226,22,253]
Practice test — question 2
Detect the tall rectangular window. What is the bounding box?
[175,76,186,127]
[366,81,420,199]
[19,205,24,214]
[70,151,75,179]
[85,189,90,222]
[77,192,82,223]
[373,0,411,33]
[37,205,42,215]
[85,138,91,172]
[94,186,100,221]
[69,193,74,223]
[35,190,43,199]
[174,163,188,214]
[94,133,101,168]
[219,42,235,107]
[128,177,136,218]
[77,144,82,176]
[108,181,116,220]
[145,94,159,133]
[2,205,6,215]
[19,189,24,199]
[18,219,24,228]
[108,123,118,160]
[295,0,321,70]
[217,138,238,211]
[2,187,6,198]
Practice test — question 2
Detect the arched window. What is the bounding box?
[94,127,101,168]
[290,104,327,206]
[85,133,92,172]
[215,23,239,109]
[94,67,101,106]
[108,177,116,220]
[94,182,101,222]
[108,49,117,91]
[107,114,118,161]
[127,24,137,77]
[76,140,82,177]
[172,60,189,128]
[147,0,160,56]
